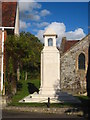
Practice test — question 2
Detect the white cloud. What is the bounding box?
[19,0,41,21]
[20,20,31,30]
[36,22,86,47]
[19,0,41,12]
[20,20,27,29]
[37,30,45,43]
[33,22,49,28]
[40,9,51,16]
[19,1,51,22]
[37,22,66,44]
[45,22,66,35]
[29,14,40,21]
[65,28,86,40]
[20,13,40,21]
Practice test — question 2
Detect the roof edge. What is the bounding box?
[61,34,90,58]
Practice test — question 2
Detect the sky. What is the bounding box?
[19,1,88,46]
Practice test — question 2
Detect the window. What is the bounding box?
[48,38,53,46]
[78,53,85,70]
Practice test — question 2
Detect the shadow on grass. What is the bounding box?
[27,82,39,94]
[64,96,90,119]
[77,96,90,118]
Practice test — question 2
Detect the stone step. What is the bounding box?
[20,97,80,103]
[19,92,81,104]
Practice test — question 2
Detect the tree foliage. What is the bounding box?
[5,32,43,94]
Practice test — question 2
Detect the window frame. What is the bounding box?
[78,53,85,70]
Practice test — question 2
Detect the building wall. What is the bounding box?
[60,35,89,94]
[0,30,7,92]
[14,3,19,35]
[0,2,2,26]
[0,30,2,91]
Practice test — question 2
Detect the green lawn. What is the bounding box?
[75,95,90,107]
[9,79,69,107]
[9,79,40,106]
[9,79,90,108]
[9,79,78,107]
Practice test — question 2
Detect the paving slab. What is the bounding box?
[19,91,81,103]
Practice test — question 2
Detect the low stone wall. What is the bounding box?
[4,106,83,116]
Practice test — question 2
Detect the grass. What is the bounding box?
[8,79,90,108]
[9,79,40,106]
[75,95,90,106]
[75,95,90,116]
[75,95,89,100]
[8,78,79,107]
[9,102,78,108]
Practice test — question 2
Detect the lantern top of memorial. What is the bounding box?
[43,28,57,38]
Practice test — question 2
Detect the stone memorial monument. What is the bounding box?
[40,28,60,95]
[20,28,80,103]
